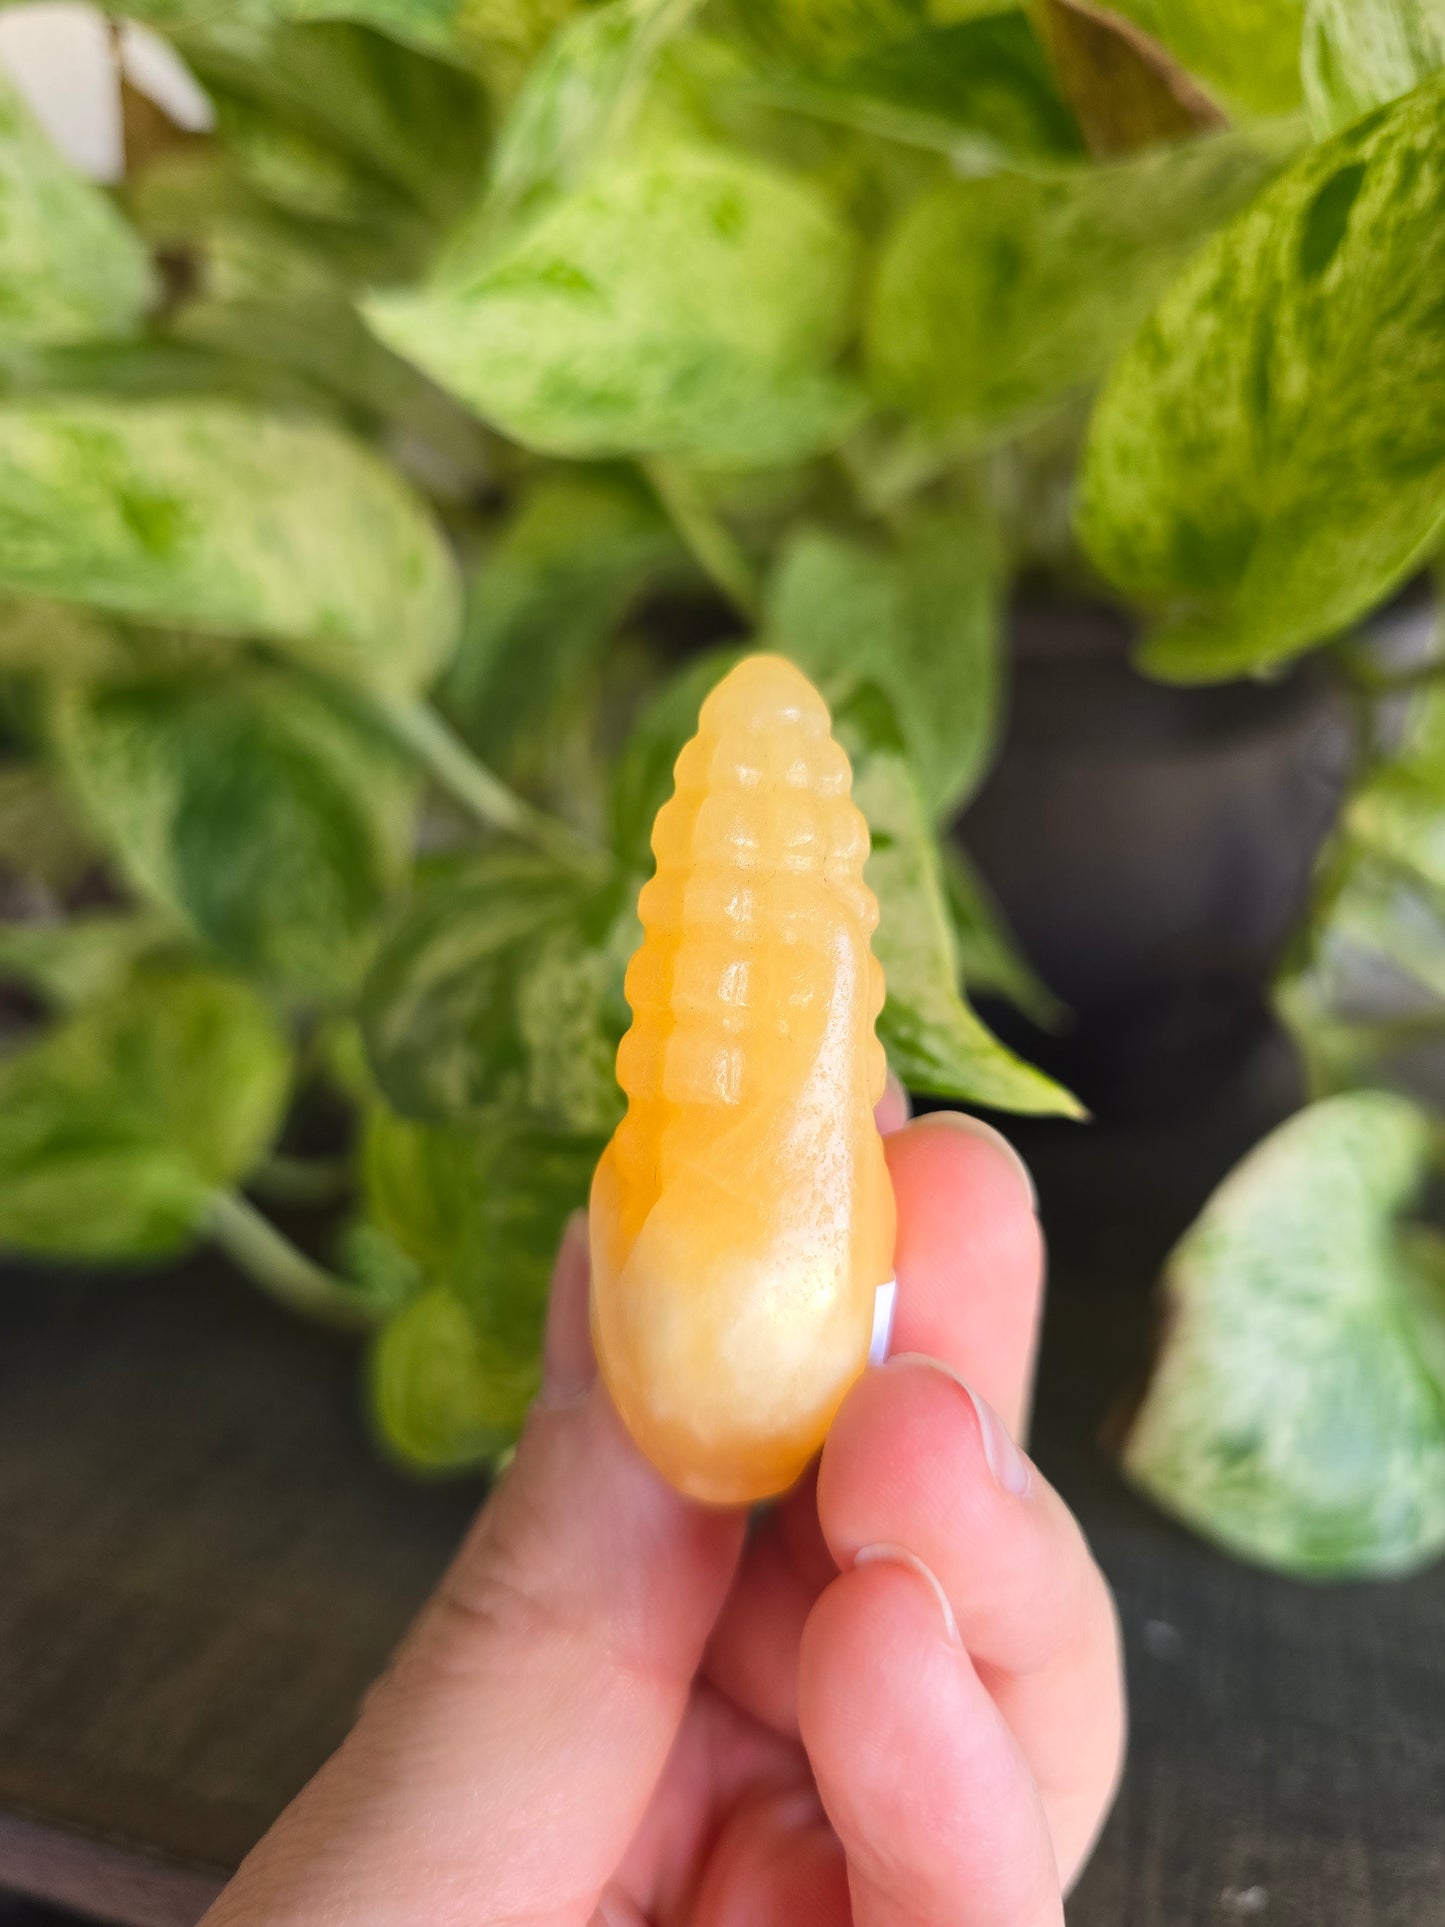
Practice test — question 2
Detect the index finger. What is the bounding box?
[885,1114,1045,1437]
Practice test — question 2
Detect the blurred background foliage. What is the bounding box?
[0,0,1441,1579]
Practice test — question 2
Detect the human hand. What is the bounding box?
[203,1101,1125,1926]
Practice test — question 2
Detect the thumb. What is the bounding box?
[203,1216,745,1927]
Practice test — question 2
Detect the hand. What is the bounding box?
[203,1102,1125,1926]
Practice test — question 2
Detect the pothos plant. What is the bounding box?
[0,0,1441,1579]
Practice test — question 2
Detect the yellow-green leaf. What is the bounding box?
[1126,1092,1445,1577]
[0,397,461,692]
[1078,78,1445,683]
[0,70,155,349]
[366,139,864,464]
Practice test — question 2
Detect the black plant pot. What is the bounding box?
[960,601,1356,1125]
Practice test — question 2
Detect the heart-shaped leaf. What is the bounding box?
[366,138,864,464]
[0,960,292,1258]
[361,851,633,1131]
[55,666,420,995]
[1078,78,1445,683]
[767,517,1003,819]
[366,1109,599,1467]
[0,396,461,692]
[1125,1091,1445,1577]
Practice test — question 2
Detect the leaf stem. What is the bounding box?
[205,1189,377,1333]
[643,457,761,622]
[383,697,610,879]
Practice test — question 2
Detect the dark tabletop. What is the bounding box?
[1,1054,1442,1927]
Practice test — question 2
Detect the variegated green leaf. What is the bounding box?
[0,68,154,349]
[55,667,419,995]
[371,1283,538,1468]
[0,397,460,691]
[768,518,1003,818]
[1078,79,1445,683]
[1125,1092,1445,1577]
[1303,0,1445,133]
[366,139,864,464]
[366,1109,599,1467]
[0,960,292,1258]
[486,0,703,226]
[868,126,1292,443]
[724,8,1080,168]
[361,851,632,1131]
[447,468,685,767]
[1347,684,1445,896]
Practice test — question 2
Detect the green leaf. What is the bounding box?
[869,125,1294,444]
[1277,857,1445,1096]
[1347,684,1445,896]
[719,0,931,68]
[0,69,155,349]
[365,138,865,464]
[1090,0,1306,117]
[364,1106,597,1306]
[123,0,581,79]
[943,842,1065,1026]
[54,667,419,996]
[1279,696,1445,1098]
[167,18,492,223]
[1124,1091,1445,1577]
[1304,0,1445,133]
[295,0,573,73]
[0,960,292,1258]
[853,749,1083,1114]
[371,1284,539,1468]
[446,468,685,766]
[1077,80,1445,684]
[767,518,1003,818]
[366,1110,599,1467]
[0,911,179,1010]
[361,851,632,1130]
[486,0,704,227]
[0,396,460,693]
[210,93,398,230]
[728,11,1082,169]
[130,157,490,469]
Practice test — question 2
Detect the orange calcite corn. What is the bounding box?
[590,654,897,1504]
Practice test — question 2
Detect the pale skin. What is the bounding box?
[202,1090,1126,1927]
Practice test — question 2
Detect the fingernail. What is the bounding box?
[591,1885,648,1927]
[913,1112,1037,1213]
[875,1068,912,1134]
[855,1543,961,1647]
[868,1274,897,1366]
[889,1353,1033,1498]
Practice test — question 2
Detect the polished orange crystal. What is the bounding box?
[590,653,897,1504]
